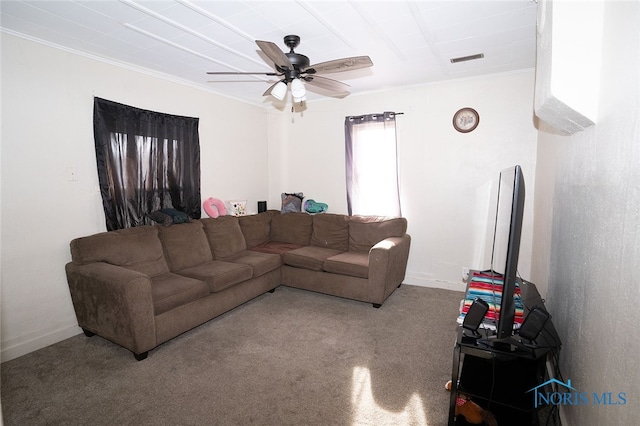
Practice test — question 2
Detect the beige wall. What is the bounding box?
[0,34,267,361]
[1,33,539,362]
[4,5,639,426]
[531,1,639,424]
[268,72,539,290]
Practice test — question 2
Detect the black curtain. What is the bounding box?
[93,97,201,231]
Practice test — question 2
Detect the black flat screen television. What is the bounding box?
[490,165,525,340]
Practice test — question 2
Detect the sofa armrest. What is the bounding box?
[367,234,412,304]
[65,262,156,355]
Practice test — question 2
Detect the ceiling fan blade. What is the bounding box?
[256,40,292,70]
[304,75,350,93]
[207,71,280,75]
[306,56,373,74]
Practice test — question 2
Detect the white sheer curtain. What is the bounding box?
[345,112,401,216]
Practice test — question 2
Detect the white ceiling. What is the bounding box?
[1,0,538,107]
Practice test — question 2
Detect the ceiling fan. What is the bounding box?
[207,35,373,103]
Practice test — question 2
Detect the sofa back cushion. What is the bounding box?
[70,226,169,277]
[311,214,349,251]
[201,216,247,259]
[269,211,313,245]
[157,221,212,271]
[348,216,408,253]
[238,212,271,248]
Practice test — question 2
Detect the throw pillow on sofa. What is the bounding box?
[281,192,304,214]
[148,208,192,226]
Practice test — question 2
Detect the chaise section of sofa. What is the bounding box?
[278,213,411,307]
[65,210,410,360]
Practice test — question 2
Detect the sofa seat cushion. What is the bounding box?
[283,246,343,271]
[251,242,305,257]
[150,273,209,315]
[178,260,253,293]
[323,252,370,279]
[224,250,281,278]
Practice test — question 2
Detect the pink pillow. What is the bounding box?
[203,197,227,218]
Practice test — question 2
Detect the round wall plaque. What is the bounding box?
[453,108,480,133]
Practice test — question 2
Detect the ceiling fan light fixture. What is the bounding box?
[290,78,306,98]
[293,94,307,104]
[271,81,287,100]
[207,35,374,106]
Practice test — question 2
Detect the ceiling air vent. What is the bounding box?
[450,53,484,63]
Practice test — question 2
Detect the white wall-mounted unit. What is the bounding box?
[534,0,604,134]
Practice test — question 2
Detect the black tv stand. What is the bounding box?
[479,335,511,348]
[462,329,482,339]
[448,278,561,425]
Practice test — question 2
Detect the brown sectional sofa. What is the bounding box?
[65,211,411,360]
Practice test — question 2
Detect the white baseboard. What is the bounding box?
[1,278,463,363]
[1,324,82,363]
[404,279,465,292]
[403,272,466,292]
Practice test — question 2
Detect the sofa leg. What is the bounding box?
[134,351,148,361]
[82,328,95,337]
[372,303,382,309]
[268,288,276,293]
[398,283,402,288]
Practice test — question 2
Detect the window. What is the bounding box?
[93,98,201,230]
[345,112,401,216]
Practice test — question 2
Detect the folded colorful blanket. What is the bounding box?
[456,271,524,330]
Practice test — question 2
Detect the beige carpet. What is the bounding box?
[1,284,463,426]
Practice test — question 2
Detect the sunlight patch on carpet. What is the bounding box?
[351,366,428,425]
